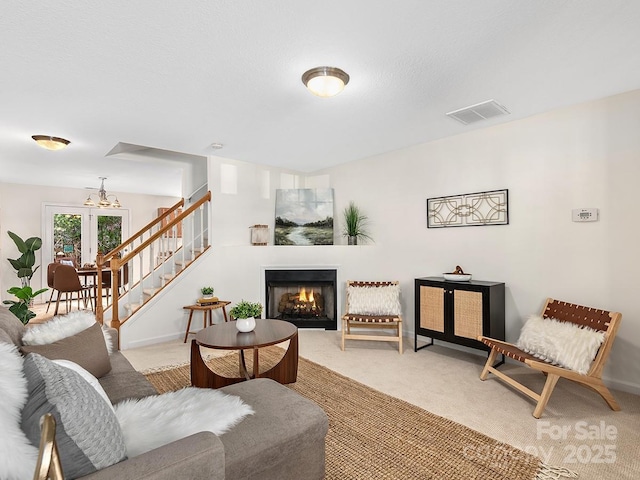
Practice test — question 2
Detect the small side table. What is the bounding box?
[183,301,231,343]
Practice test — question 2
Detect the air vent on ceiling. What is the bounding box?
[446,99,510,125]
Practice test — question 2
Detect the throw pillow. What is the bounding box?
[0,342,38,480]
[21,322,112,378]
[22,310,114,354]
[0,305,27,346]
[115,387,254,457]
[516,315,606,375]
[21,353,127,479]
[53,359,114,411]
[347,284,401,316]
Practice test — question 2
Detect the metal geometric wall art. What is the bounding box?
[427,189,509,228]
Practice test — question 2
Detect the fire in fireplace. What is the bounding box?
[265,269,337,330]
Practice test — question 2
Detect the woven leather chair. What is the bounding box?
[341,280,403,353]
[52,264,94,315]
[478,298,622,418]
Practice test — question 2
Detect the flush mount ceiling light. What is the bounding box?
[31,135,70,151]
[84,177,121,208]
[301,66,350,97]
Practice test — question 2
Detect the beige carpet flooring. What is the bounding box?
[123,330,639,480]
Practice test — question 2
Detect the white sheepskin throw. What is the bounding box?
[114,387,254,457]
[516,315,605,375]
[0,342,38,480]
[22,310,113,354]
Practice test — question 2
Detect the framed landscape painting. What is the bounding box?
[275,189,334,245]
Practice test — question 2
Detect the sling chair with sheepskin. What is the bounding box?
[478,298,622,418]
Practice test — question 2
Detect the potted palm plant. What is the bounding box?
[342,202,372,245]
[229,300,263,332]
[7,231,43,287]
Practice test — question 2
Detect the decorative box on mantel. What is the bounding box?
[250,225,269,245]
[414,276,505,352]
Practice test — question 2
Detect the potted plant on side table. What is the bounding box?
[229,300,263,333]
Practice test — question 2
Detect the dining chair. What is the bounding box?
[45,263,61,313]
[52,264,94,315]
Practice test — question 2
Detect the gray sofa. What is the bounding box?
[0,307,328,479]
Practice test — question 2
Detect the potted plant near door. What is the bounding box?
[229,300,263,333]
[342,202,373,245]
[7,231,43,287]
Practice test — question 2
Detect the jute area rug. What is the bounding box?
[143,347,574,480]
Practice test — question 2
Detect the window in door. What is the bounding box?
[43,205,129,274]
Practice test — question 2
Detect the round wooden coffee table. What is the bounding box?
[191,319,298,389]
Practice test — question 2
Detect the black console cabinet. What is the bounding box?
[414,277,505,352]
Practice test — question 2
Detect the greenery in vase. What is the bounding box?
[201,286,214,296]
[342,202,372,242]
[7,231,43,287]
[230,300,263,319]
[3,286,48,325]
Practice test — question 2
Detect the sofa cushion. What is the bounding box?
[21,323,111,378]
[21,353,127,479]
[98,352,158,404]
[219,379,328,480]
[0,305,26,346]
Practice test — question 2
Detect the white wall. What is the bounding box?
[85,89,640,394]
[201,89,639,394]
[0,182,180,301]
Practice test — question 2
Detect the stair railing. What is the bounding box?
[96,192,211,335]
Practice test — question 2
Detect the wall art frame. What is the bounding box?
[427,189,509,228]
[275,188,334,245]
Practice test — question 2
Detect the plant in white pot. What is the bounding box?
[229,300,263,332]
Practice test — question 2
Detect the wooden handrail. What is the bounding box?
[96,191,211,334]
[103,197,184,264]
[119,191,210,266]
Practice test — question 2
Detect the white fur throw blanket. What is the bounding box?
[114,387,254,457]
[516,315,605,375]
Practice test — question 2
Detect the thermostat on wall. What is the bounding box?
[572,208,599,222]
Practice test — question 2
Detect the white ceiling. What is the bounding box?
[1,1,640,196]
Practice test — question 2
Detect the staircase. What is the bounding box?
[95,191,212,342]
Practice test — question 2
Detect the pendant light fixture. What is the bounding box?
[32,135,70,151]
[302,66,350,97]
[84,177,121,208]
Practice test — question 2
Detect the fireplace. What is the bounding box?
[265,269,337,330]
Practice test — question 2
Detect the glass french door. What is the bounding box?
[42,205,130,273]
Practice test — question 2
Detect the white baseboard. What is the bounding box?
[121,331,183,350]
[602,376,640,396]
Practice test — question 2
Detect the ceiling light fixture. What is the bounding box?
[84,177,121,208]
[32,135,70,151]
[302,66,350,97]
